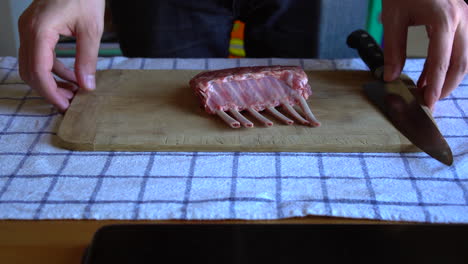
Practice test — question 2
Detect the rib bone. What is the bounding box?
[297,96,321,127]
[216,110,240,128]
[267,107,294,125]
[247,108,273,127]
[230,109,254,128]
[282,103,310,125]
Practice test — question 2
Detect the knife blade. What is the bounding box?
[346,29,453,166]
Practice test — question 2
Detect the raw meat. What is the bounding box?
[190,65,320,128]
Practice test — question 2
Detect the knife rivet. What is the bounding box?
[361,33,368,38]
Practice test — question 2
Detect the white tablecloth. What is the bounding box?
[0,56,467,222]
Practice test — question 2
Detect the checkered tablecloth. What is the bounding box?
[0,56,467,222]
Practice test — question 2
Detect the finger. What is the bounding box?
[418,25,433,92]
[30,32,70,112]
[32,74,70,112]
[53,57,77,83]
[440,24,468,99]
[74,23,103,91]
[383,14,408,81]
[57,81,79,93]
[424,26,456,108]
[18,41,29,83]
[426,25,433,39]
[57,87,75,100]
[417,61,428,90]
[18,11,31,83]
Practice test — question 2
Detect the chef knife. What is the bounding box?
[346,29,453,166]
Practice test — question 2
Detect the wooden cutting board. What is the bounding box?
[57,69,418,152]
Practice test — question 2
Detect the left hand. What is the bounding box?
[382,0,468,110]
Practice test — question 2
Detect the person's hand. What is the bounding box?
[382,0,468,110]
[18,0,105,112]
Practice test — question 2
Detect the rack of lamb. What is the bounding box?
[190,65,320,128]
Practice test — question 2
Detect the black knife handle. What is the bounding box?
[346,29,384,80]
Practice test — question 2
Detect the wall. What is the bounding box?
[318,0,369,58]
[0,0,429,58]
[0,0,32,57]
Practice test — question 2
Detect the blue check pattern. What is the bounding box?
[0,56,467,222]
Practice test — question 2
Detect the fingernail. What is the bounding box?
[85,74,96,90]
[57,100,70,114]
[425,91,438,110]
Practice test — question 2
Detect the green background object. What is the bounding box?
[366,0,383,45]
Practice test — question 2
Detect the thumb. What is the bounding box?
[74,23,103,91]
[382,16,408,82]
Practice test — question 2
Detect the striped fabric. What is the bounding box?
[0,56,467,222]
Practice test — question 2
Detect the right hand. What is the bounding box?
[382,0,468,110]
[18,0,105,112]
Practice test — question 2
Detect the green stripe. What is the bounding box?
[366,0,383,45]
[55,48,123,57]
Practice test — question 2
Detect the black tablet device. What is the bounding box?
[82,224,468,264]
